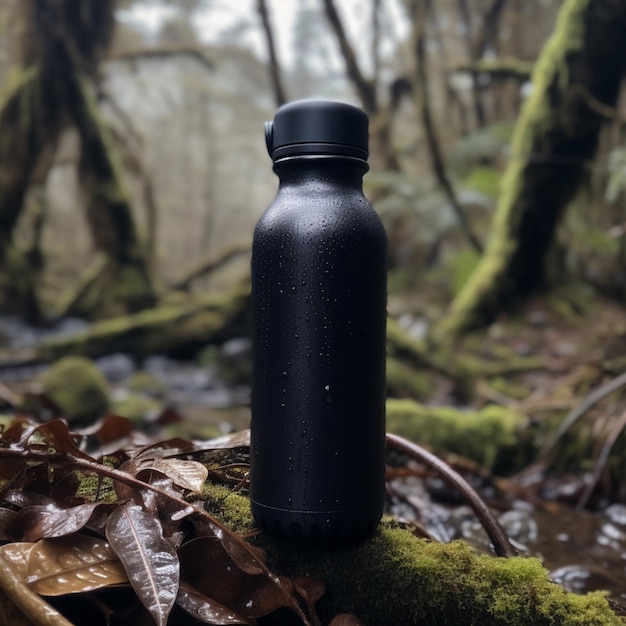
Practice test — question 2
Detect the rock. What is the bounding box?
[38,356,110,424]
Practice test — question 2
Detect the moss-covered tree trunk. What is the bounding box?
[436,0,626,338]
[0,0,156,321]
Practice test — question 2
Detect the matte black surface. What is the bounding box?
[265,99,369,161]
[251,101,386,542]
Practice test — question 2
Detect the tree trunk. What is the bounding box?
[256,0,287,107]
[321,0,400,173]
[436,0,626,338]
[0,0,155,320]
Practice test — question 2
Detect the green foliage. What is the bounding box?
[463,167,503,199]
[386,357,434,399]
[584,228,620,255]
[606,147,626,204]
[448,122,514,175]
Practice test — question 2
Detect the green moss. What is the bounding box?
[74,471,118,503]
[455,57,534,81]
[386,357,434,399]
[386,398,523,471]
[206,490,622,625]
[38,356,110,424]
[387,317,542,381]
[463,167,503,199]
[450,248,481,295]
[489,376,532,400]
[112,392,162,423]
[201,483,254,535]
[39,281,250,360]
[126,370,168,398]
[435,0,618,339]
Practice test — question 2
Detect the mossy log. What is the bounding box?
[35,281,250,361]
[208,489,623,626]
[386,398,527,473]
[387,317,542,380]
[0,0,155,321]
[436,0,626,338]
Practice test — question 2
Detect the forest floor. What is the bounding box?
[2,283,626,610]
[383,284,626,605]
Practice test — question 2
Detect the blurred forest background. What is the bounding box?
[2,0,625,326]
[5,0,626,606]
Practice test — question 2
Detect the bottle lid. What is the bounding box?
[265,99,369,161]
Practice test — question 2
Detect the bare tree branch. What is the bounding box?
[172,241,250,291]
[412,0,482,253]
[256,0,287,107]
[321,0,377,113]
[108,46,214,73]
[455,0,487,127]
[474,0,509,59]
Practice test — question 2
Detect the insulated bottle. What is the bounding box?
[250,99,387,541]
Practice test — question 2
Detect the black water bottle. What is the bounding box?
[250,99,387,541]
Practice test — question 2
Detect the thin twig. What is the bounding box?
[576,409,626,510]
[386,433,517,557]
[538,370,626,463]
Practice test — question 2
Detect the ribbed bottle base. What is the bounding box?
[251,501,381,542]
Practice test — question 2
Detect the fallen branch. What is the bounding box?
[386,433,517,557]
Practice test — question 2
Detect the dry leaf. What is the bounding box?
[177,582,254,625]
[329,614,366,626]
[12,502,104,542]
[106,503,179,626]
[26,535,128,595]
[179,536,311,621]
[0,542,35,581]
[139,458,209,492]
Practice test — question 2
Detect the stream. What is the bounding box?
[388,471,626,603]
[1,316,626,605]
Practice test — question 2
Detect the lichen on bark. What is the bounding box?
[436,0,626,339]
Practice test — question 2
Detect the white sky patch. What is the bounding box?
[117,4,179,37]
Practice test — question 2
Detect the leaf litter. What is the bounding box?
[0,416,322,625]
[0,412,529,624]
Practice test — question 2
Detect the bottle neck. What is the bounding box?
[273,154,368,188]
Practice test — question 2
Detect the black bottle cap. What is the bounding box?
[265,99,369,161]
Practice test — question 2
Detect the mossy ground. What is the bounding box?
[37,356,110,424]
[202,485,624,626]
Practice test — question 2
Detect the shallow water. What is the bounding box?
[389,471,626,602]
